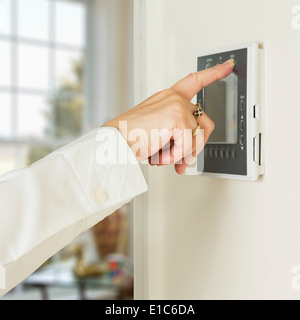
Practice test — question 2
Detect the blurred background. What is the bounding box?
[0,0,135,300]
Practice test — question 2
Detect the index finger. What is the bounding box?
[171,58,235,101]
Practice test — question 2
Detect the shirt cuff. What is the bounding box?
[0,127,148,296]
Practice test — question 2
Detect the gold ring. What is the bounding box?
[194,103,203,118]
[192,124,201,137]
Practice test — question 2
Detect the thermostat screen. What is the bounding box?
[204,72,238,144]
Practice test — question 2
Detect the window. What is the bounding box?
[0,0,135,301]
[0,0,88,175]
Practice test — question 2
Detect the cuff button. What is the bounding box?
[95,189,107,204]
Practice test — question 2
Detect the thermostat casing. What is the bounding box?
[185,43,264,181]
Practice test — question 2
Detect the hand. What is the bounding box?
[103,58,235,174]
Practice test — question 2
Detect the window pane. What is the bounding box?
[0,144,51,177]
[18,0,49,41]
[17,94,51,138]
[0,92,11,137]
[55,49,83,92]
[51,94,84,138]
[14,146,30,169]
[55,0,86,47]
[20,144,52,167]
[18,44,49,90]
[0,40,11,86]
[0,0,11,35]
[0,145,15,176]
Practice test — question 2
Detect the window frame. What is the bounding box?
[0,0,92,152]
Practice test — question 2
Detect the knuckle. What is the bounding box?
[170,100,186,123]
[172,100,185,117]
[187,72,199,81]
[173,92,185,104]
[165,90,190,122]
[187,72,203,87]
[159,88,172,97]
[167,90,185,109]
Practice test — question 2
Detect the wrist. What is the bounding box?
[102,119,135,150]
[102,119,119,130]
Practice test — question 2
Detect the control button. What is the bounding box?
[219,148,225,159]
[240,100,245,111]
[232,149,237,159]
[204,148,208,158]
[239,120,245,131]
[239,135,245,146]
[95,189,107,204]
[209,148,214,158]
[206,63,213,69]
[214,149,219,158]
[217,61,223,65]
[225,149,230,159]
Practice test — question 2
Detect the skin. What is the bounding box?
[103,58,235,175]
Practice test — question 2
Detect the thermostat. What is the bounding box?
[186,43,264,180]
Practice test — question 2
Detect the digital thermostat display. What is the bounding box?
[204,72,238,144]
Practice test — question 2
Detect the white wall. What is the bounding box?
[89,0,134,127]
[89,0,136,261]
[136,0,300,299]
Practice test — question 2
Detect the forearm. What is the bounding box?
[0,127,147,297]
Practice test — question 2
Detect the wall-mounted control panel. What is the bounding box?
[186,43,264,180]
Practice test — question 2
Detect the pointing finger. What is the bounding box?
[171,58,235,101]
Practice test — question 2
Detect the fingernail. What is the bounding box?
[225,58,236,66]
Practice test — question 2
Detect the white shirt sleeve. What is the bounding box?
[0,127,148,297]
